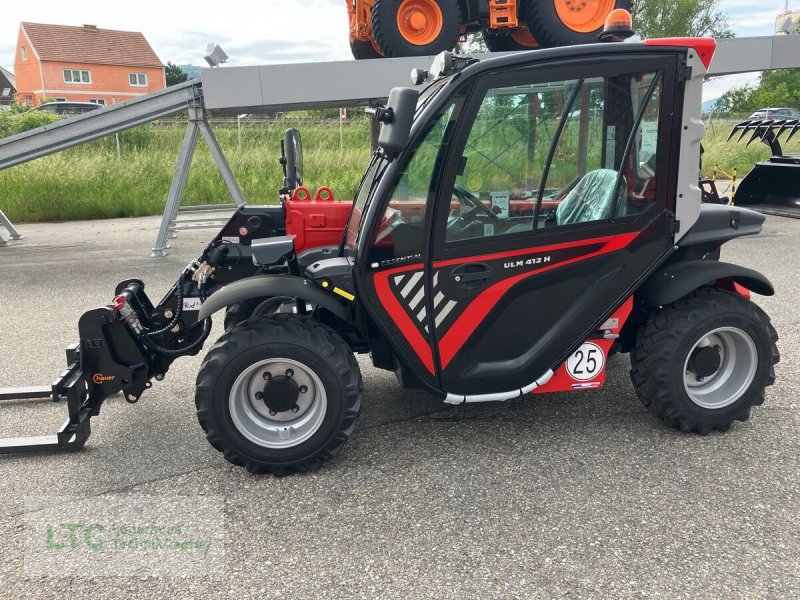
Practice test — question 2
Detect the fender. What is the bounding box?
[198,275,350,322]
[639,260,774,307]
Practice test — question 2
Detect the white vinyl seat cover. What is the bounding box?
[556,168,627,225]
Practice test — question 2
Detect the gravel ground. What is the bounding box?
[0,213,797,599]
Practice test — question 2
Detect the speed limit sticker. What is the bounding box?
[566,342,605,381]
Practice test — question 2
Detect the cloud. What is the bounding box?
[702,73,760,102]
[0,0,353,70]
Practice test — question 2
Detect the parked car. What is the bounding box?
[748,107,800,120]
[32,101,102,116]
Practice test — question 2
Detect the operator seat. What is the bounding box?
[556,168,627,225]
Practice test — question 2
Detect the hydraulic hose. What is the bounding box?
[142,317,213,357]
[144,274,185,338]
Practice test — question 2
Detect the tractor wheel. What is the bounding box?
[350,38,384,59]
[630,288,779,434]
[223,296,294,331]
[372,0,461,58]
[195,315,362,475]
[482,27,540,52]
[524,0,632,48]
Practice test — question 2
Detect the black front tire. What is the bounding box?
[196,315,362,475]
[630,288,779,433]
[524,0,633,48]
[223,296,294,331]
[372,0,461,58]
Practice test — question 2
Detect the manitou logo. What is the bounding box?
[92,373,115,385]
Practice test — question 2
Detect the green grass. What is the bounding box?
[700,119,783,180]
[1,116,797,223]
[0,119,372,223]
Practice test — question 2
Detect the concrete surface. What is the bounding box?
[0,213,798,598]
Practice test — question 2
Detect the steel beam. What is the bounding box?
[0,79,201,172]
[151,116,202,257]
[151,106,247,257]
[0,209,22,247]
[709,36,800,76]
[201,55,436,115]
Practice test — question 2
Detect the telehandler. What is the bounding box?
[0,20,780,475]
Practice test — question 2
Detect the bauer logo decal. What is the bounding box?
[92,373,116,385]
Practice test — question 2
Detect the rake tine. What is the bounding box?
[760,121,785,142]
[774,119,791,140]
[785,122,800,145]
[727,120,750,142]
[737,120,758,143]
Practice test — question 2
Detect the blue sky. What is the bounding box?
[0,0,796,100]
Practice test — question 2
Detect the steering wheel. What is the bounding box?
[453,185,502,224]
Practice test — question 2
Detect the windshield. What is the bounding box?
[343,152,389,255]
[341,74,453,257]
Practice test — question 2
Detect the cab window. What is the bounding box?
[445,69,663,244]
[369,104,455,261]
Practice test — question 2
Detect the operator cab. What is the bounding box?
[341,38,693,395]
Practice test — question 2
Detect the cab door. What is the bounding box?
[429,54,681,396]
[355,99,462,392]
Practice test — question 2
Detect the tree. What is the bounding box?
[165,62,188,86]
[631,0,734,39]
[717,68,800,114]
[455,33,487,54]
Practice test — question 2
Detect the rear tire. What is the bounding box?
[482,27,540,52]
[524,0,632,48]
[372,0,461,58]
[350,38,384,59]
[630,288,778,433]
[196,315,362,475]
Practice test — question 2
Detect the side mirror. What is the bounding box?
[283,128,303,190]
[377,87,418,154]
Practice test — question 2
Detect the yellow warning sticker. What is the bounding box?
[332,287,355,301]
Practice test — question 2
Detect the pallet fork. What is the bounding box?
[0,345,93,453]
[0,286,162,455]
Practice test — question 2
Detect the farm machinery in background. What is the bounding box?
[347,0,633,58]
[724,118,800,218]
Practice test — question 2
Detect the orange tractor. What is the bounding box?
[348,0,633,58]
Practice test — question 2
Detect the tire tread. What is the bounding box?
[630,288,778,433]
[195,315,362,475]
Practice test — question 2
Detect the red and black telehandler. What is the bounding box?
[0,24,780,475]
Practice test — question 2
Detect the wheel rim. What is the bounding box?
[229,358,327,449]
[682,327,758,409]
[554,0,615,33]
[510,27,539,48]
[397,0,444,46]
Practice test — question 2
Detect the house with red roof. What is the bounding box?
[14,22,165,107]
